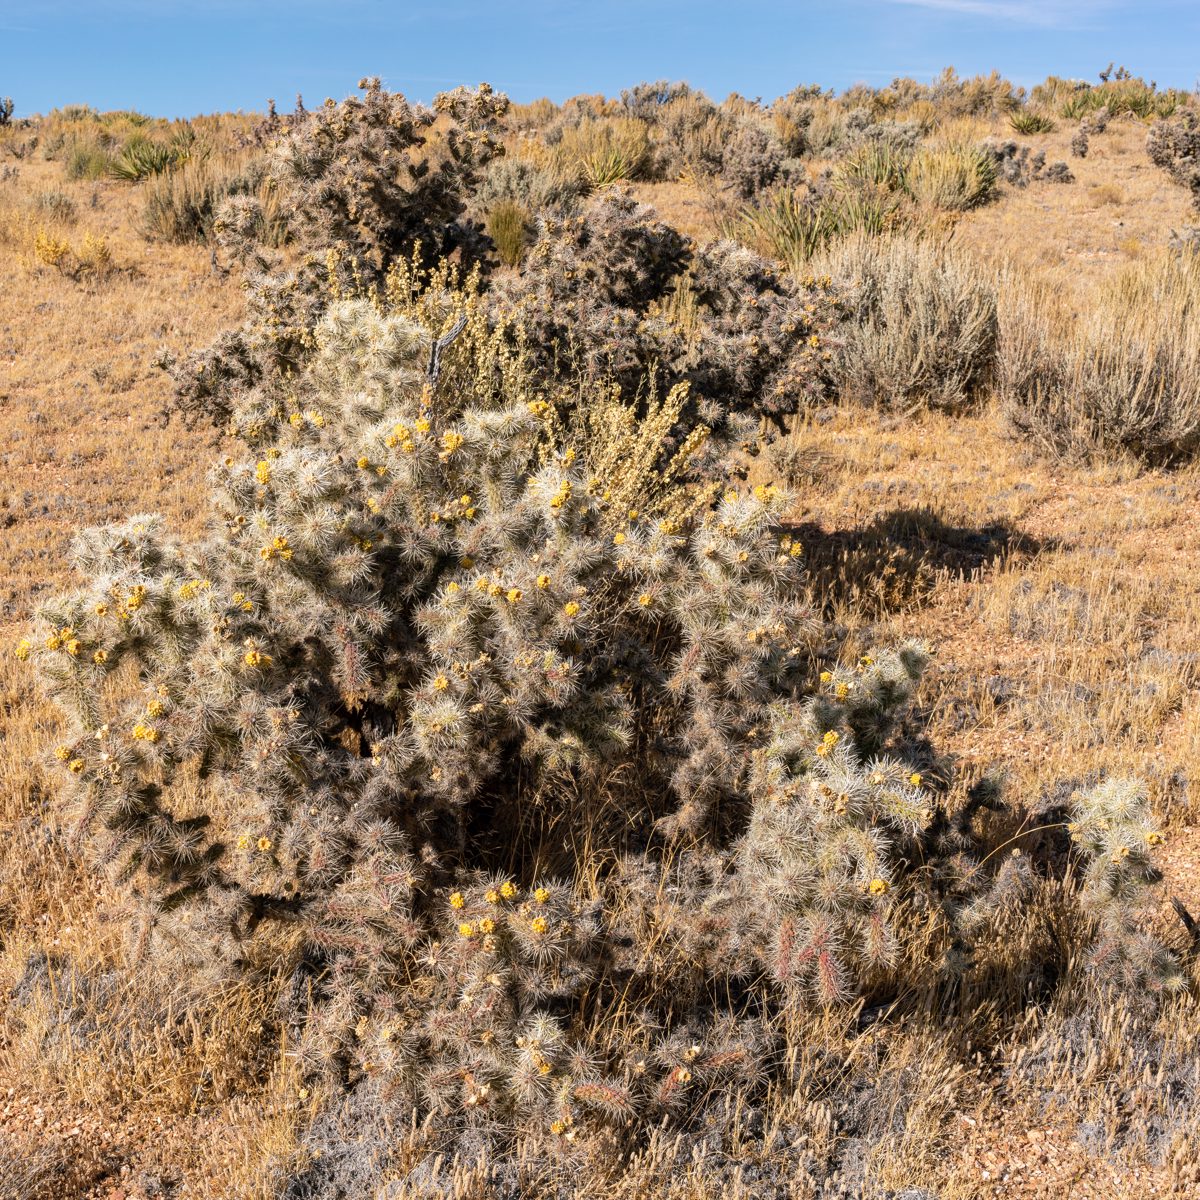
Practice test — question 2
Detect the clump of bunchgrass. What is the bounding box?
[485,199,532,267]
[999,254,1200,464]
[905,141,997,211]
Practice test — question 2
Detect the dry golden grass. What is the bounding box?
[949,116,1195,288]
[2,106,1199,1197]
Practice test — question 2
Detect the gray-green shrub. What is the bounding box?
[816,233,998,413]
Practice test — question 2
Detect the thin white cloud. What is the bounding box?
[881,0,1105,26]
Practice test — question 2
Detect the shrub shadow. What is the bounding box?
[784,505,1050,618]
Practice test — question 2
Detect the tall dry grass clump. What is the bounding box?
[999,250,1200,463]
[815,232,998,413]
[142,153,285,244]
[552,116,650,186]
[485,198,532,266]
[905,140,997,211]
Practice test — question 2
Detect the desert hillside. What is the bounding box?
[1,74,1199,1198]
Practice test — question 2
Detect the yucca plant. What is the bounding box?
[109,135,175,182]
[556,117,649,187]
[724,187,840,268]
[1009,110,1056,135]
[826,184,906,238]
[1061,78,1181,121]
[728,184,903,272]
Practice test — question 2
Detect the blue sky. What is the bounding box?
[3,1,1197,117]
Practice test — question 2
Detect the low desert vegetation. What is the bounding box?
[2,64,1200,1199]
[815,233,998,413]
[999,251,1200,463]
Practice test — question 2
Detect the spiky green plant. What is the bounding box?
[109,135,175,182]
[725,184,903,272]
[554,117,649,187]
[726,187,839,267]
[1009,110,1056,135]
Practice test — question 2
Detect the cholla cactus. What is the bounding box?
[984,140,1073,187]
[0,96,13,128]
[29,303,811,987]
[719,122,786,198]
[1070,105,1115,158]
[1068,779,1184,991]
[168,85,841,478]
[27,294,944,1149]
[265,77,507,282]
[168,78,509,427]
[493,190,842,468]
[1147,111,1200,210]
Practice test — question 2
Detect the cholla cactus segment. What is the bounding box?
[726,641,931,999]
[1069,778,1183,991]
